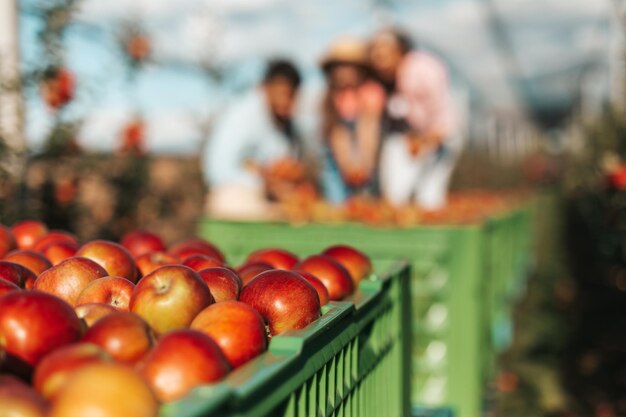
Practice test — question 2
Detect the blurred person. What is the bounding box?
[320,38,386,203]
[202,59,310,219]
[369,29,462,210]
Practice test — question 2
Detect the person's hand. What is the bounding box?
[264,157,305,182]
[343,165,371,187]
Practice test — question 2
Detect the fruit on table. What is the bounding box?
[0,260,37,288]
[11,220,48,250]
[246,248,299,270]
[296,255,354,300]
[181,254,224,271]
[120,229,165,258]
[237,261,274,285]
[0,374,48,417]
[135,250,178,277]
[82,312,154,365]
[48,362,158,417]
[130,265,213,335]
[138,329,230,402]
[322,244,372,285]
[75,276,134,311]
[0,290,83,366]
[0,224,16,258]
[169,238,225,263]
[40,242,78,266]
[191,301,267,368]
[4,250,52,276]
[0,277,20,296]
[197,267,242,302]
[34,257,108,306]
[33,343,112,400]
[296,271,330,306]
[77,240,138,283]
[240,269,320,335]
[75,303,119,327]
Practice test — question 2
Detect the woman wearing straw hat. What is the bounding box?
[319,37,386,203]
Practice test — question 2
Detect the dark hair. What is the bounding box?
[377,28,414,55]
[263,59,302,88]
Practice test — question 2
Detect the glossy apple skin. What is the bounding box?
[34,257,108,306]
[0,224,16,258]
[4,250,52,276]
[76,276,134,311]
[32,230,79,252]
[0,260,37,288]
[182,254,224,271]
[0,277,20,296]
[191,301,266,368]
[0,290,83,366]
[296,271,330,306]
[82,312,154,365]
[75,303,119,327]
[236,261,274,285]
[40,242,78,266]
[0,374,48,417]
[33,343,111,400]
[296,255,354,300]
[322,245,372,285]
[130,265,214,335]
[77,240,138,283]
[197,267,241,302]
[11,220,48,250]
[48,363,158,417]
[169,238,225,263]
[239,270,320,335]
[135,251,178,277]
[138,329,231,402]
[246,248,299,270]
[120,230,166,258]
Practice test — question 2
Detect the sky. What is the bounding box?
[19,0,613,154]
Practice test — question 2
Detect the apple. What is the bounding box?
[0,375,48,417]
[4,249,52,276]
[11,220,48,250]
[75,276,134,311]
[239,270,320,335]
[169,238,225,263]
[33,343,111,400]
[237,261,274,285]
[296,271,330,306]
[82,312,154,365]
[134,251,178,277]
[0,290,83,366]
[130,265,213,335]
[246,248,299,270]
[0,277,20,296]
[138,329,230,402]
[34,257,108,306]
[181,254,224,271]
[0,224,16,258]
[120,230,166,258]
[296,255,354,300]
[75,303,118,327]
[191,301,266,368]
[48,363,158,417]
[32,230,79,252]
[197,267,242,302]
[77,240,138,283]
[0,260,37,288]
[40,241,78,266]
[322,244,372,285]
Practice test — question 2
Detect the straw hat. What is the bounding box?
[320,37,369,73]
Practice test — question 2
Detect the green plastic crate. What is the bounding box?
[161,261,412,417]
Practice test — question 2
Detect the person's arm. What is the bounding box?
[328,124,369,186]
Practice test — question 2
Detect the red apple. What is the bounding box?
[32,230,79,252]
[48,363,158,417]
[246,248,299,270]
[296,255,354,300]
[77,240,138,283]
[239,270,320,335]
[0,260,37,288]
[169,238,225,263]
[0,375,48,417]
[75,303,119,327]
[11,220,48,250]
[197,267,242,302]
[191,301,266,368]
[296,271,330,306]
[0,290,83,366]
[130,265,213,335]
[0,224,16,258]
[75,276,134,311]
[4,249,52,276]
[40,241,78,265]
[0,277,20,296]
[135,251,178,277]
[138,329,230,402]
[237,261,274,285]
[34,257,108,306]
[33,343,111,400]
[120,230,166,258]
[322,244,372,285]
[82,312,154,365]
[181,254,224,271]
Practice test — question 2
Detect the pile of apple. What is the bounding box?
[0,220,372,417]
